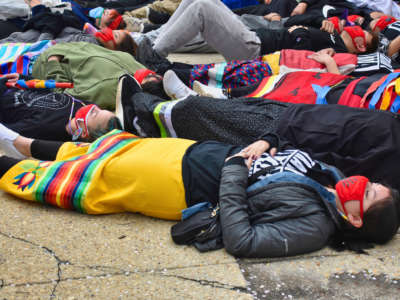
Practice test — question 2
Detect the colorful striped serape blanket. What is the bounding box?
[0,40,55,75]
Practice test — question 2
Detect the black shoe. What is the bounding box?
[135,36,172,74]
[115,74,142,135]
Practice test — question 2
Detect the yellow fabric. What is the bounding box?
[262,52,281,75]
[0,137,195,220]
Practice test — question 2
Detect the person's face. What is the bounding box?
[369,19,380,32]
[141,73,163,85]
[341,29,369,53]
[85,105,116,136]
[96,9,114,29]
[343,182,390,226]
[102,30,129,50]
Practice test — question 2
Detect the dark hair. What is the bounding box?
[330,187,399,253]
[365,30,380,53]
[115,33,138,56]
[87,116,122,141]
[141,79,169,100]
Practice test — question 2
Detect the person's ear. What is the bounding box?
[347,213,363,228]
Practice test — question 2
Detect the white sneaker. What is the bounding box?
[163,70,197,100]
[0,123,26,159]
[125,16,145,32]
[193,81,227,99]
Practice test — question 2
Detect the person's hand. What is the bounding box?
[2,73,20,83]
[264,0,272,5]
[320,19,335,34]
[48,55,63,62]
[317,48,336,56]
[307,52,335,65]
[264,12,281,21]
[370,11,385,19]
[291,2,308,16]
[241,140,277,159]
[353,16,365,25]
[288,25,308,33]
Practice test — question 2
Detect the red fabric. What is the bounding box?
[95,27,116,47]
[335,176,369,220]
[261,71,348,104]
[337,77,365,107]
[74,104,97,138]
[134,69,156,84]
[373,15,396,31]
[279,49,357,74]
[347,15,361,23]
[343,26,366,48]
[108,15,123,30]
[328,16,342,33]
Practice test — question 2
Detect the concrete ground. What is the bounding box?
[0,53,399,300]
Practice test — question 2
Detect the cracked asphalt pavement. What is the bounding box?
[1,54,399,299]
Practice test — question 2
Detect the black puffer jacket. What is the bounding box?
[219,162,344,258]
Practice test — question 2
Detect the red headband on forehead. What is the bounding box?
[373,15,396,31]
[74,104,97,138]
[347,15,361,24]
[108,15,123,30]
[335,176,369,221]
[95,27,116,47]
[134,69,156,84]
[343,26,366,49]
[328,16,342,33]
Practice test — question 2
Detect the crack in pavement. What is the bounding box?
[0,231,70,300]
[0,231,248,296]
[0,267,249,294]
[159,273,250,294]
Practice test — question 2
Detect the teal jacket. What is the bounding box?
[32,42,144,110]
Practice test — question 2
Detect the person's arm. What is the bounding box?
[388,36,400,58]
[285,10,325,28]
[43,55,70,83]
[219,161,333,258]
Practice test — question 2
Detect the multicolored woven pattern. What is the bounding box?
[33,130,136,213]
[190,57,272,89]
[0,40,55,75]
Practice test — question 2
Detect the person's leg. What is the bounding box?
[154,0,261,61]
[170,96,291,145]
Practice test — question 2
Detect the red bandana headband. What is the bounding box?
[343,26,366,49]
[347,14,361,24]
[134,69,156,84]
[373,15,396,31]
[328,16,342,33]
[108,15,123,30]
[74,104,97,139]
[335,175,369,220]
[95,27,116,47]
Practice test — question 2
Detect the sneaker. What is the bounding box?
[163,70,197,100]
[193,81,227,99]
[125,16,145,32]
[115,74,143,134]
[0,123,26,159]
